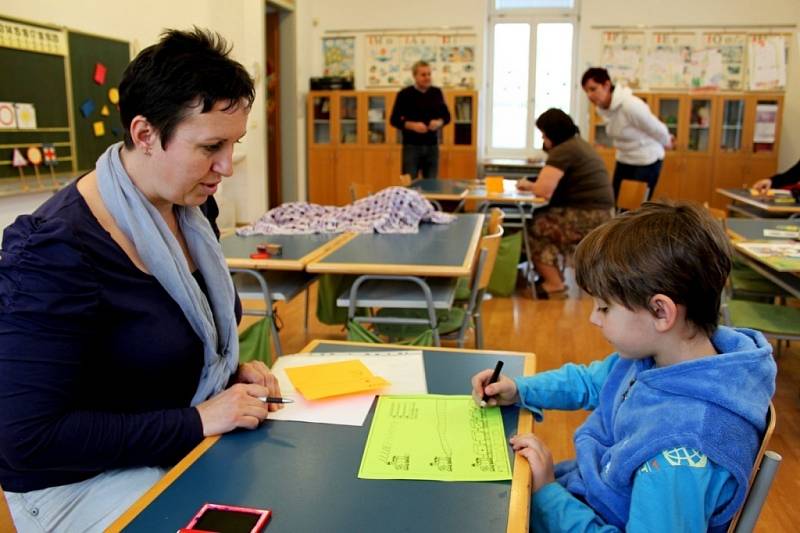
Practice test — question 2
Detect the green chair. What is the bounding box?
[721,297,800,357]
[231,268,281,364]
[349,222,504,348]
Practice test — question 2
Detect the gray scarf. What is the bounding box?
[96,142,238,406]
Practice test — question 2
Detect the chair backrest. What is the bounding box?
[728,402,779,532]
[397,174,412,187]
[703,202,727,229]
[476,223,504,292]
[487,207,504,235]
[617,180,649,211]
[0,486,15,532]
[349,182,373,202]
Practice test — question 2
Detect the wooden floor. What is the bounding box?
[268,277,800,532]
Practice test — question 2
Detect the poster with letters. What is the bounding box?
[600,32,645,88]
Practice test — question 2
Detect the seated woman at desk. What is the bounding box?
[0,29,281,531]
[752,158,800,193]
[517,109,614,299]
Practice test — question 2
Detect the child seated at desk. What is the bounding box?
[471,202,776,532]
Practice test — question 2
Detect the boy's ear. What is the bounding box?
[649,293,678,332]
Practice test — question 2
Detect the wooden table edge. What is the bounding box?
[716,188,800,213]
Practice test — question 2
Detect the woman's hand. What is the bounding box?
[510,433,555,492]
[471,368,519,407]
[233,361,283,412]
[516,179,534,192]
[752,178,772,194]
[196,383,272,437]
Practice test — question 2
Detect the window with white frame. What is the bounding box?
[487,1,578,157]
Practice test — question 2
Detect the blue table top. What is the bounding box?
[118,342,534,533]
[306,214,484,277]
[222,233,344,270]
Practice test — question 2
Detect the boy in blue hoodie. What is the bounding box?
[472,202,776,532]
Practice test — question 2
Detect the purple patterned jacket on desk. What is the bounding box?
[237,187,454,235]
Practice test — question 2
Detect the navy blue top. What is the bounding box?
[390,86,451,145]
[0,182,238,492]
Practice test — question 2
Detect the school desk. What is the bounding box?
[716,188,800,219]
[727,218,800,299]
[407,177,471,201]
[109,340,536,533]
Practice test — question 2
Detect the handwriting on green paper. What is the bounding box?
[358,395,512,481]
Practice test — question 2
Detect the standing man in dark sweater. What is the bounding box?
[390,60,451,179]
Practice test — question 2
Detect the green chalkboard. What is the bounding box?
[0,18,73,181]
[68,30,130,171]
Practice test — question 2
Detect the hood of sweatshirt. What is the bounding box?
[635,326,776,430]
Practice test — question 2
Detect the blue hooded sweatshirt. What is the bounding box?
[516,326,776,529]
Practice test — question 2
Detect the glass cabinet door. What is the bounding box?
[751,98,779,154]
[687,98,712,152]
[339,95,358,144]
[719,98,745,152]
[312,96,331,144]
[366,95,386,144]
[592,108,613,148]
[453,95,473,145]
[657,97,680,144]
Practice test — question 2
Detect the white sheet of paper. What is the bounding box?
[268,351,427,426]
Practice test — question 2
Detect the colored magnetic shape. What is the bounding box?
[108,87,119,104]
[0,102,17,129]
[14,103,37,129]
[26,146,42,166]
[80,99,95,118]
[93,62,107,85]
[12,148,27,167]
[41,143,58,166]
[100,105,110,116]
[93,121,105,137]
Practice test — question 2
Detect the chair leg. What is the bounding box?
[271,307,283,358]
[475,313,484,349]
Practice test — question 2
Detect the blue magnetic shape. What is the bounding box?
[80,98,95,118]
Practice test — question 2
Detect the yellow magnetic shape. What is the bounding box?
[101,105,110,116]
[284,359,390,400]
[93,121,105,137]
[108,87,119,104]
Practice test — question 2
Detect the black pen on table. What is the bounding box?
[258,396,294,404]
[480,360,504,408]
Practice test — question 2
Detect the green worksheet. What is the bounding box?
[358,395,513,481]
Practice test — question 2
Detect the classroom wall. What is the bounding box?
[0,0,268,227]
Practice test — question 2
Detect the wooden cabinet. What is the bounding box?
[307,90,478,204]
[588,91,784,207]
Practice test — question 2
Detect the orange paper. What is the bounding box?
[485,176,504,193]
[284,359,390,400]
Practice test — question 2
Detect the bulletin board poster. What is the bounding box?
[645,32,695,88]
[600,32,645,88]
[748,34,787,90]
[689,33,746,90]
[365,33,476,89]
[323,36,355,78]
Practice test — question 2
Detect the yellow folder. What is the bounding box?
[284,359,390,400]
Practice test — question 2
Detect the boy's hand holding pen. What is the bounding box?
[471,361,520,407]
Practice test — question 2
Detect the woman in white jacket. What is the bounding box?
[581,67,672,203]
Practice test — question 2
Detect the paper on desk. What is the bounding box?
[268,351,427,426]
[285,359,390,400]
[358,395,512,482]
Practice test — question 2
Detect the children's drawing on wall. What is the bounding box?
[600,32,644,88]
[323,36,355,78]
[365,33,476,89]
[645,32,695,88]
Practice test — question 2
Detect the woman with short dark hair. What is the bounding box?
[0,28,281,530]
[581,67,672,203]
[517,108,614,298]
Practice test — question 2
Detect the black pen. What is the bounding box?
[480,360,504,407]
[258,396,294,404]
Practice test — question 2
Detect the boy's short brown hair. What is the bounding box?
[575,202,733,337]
